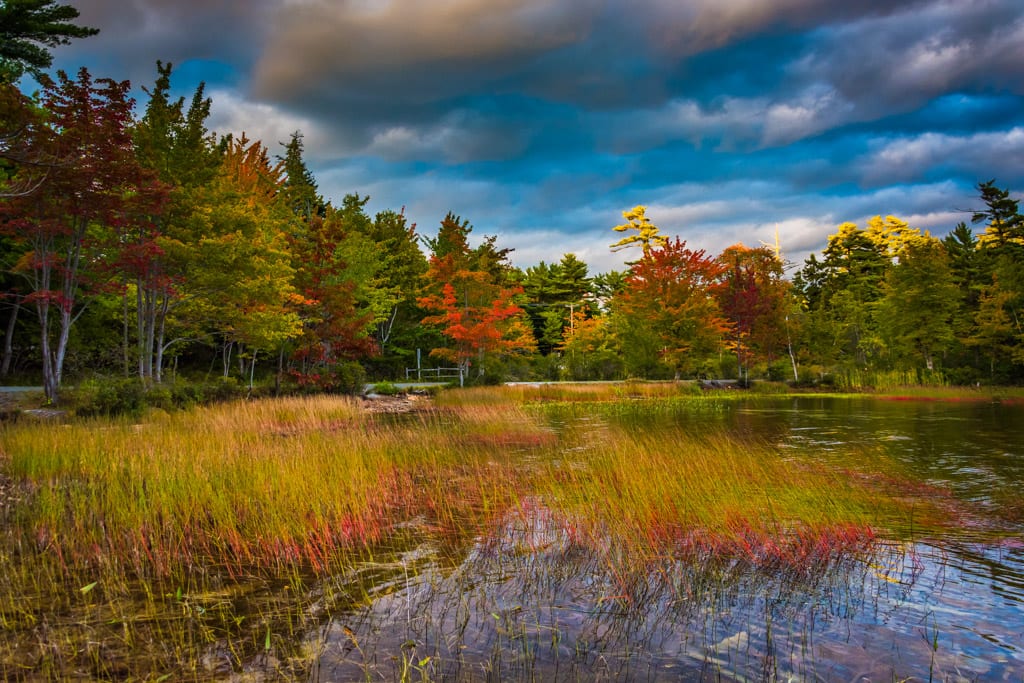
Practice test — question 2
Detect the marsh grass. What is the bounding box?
[463,381,703,405]
[0,388,972,679]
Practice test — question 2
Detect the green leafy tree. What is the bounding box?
[520,260,560,353]
[876,238,958,371]
[560,312,623,380]
[520,253,593,354]
[127,61,220,382]
[966,283,1019,379]
[941,222,991,376]
[361,207,429,366]
[0,231,30,376]
[969,181,1024,377]
[592,269,626,308]
[178,135,302,383]
[817,222,889,367]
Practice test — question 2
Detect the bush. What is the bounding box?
[72,377,146,418]
[330,361,367,395]
[748,380,791,395]
[289,362,367,395]
[145,384,174,411]
[207,376,244,402]
[373,381,401,396]
[765,359,797,382]
[169,381,204,408]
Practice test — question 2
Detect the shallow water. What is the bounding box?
[296,513,1024,681]
[289,397,1024,682]
[5,396,1022,681]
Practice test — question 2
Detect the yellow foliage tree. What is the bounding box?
[610,205,669,257]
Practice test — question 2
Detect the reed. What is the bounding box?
[538,413,951,573]
[1,390,956,578]
[0,388,971,679]
[456,381,703,405]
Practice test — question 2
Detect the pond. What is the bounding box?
[280,397,1024,681]
[1,395,1021,681]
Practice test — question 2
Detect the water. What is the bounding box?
[287,397,1024,682]
[6,396,1017,680]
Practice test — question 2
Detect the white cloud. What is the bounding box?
[857,127,1024,184]
[761,87,854,146]
[364,112,526,164]
[602,85,861,154]
[206,89,342,158]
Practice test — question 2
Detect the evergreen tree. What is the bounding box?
[876,239,958,371]
[128,61,220,382]
[0,0,98,82]
[278,131,322,220]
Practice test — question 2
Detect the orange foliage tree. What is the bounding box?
[613,238,729,378]
[419,213,535,385]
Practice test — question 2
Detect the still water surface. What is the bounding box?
[286,397,1024,679]
[295,397,1023,681]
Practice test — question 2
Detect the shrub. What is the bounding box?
[289,362,367,395]
[373,381,401,396]
[169,381,204,408]
[145,385,174,411]
[207,376,244,402]
[330,361,367,395]
[72,377,146,418]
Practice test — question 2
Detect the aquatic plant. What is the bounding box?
[0,388,991,679]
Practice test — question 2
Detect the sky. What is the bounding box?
[48,0,1024,275]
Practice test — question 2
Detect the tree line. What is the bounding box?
[2,7,1022,399]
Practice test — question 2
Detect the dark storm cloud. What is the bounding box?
[56,0,277,86]
[800,0,1024,114]
[61,0,1024,163]
[50,0,1024,269]
[245,0,935,157]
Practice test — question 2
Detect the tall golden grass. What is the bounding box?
[1,390,956,577]
[0,388,974,679]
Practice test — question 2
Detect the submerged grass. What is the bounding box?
[0,387,973,679]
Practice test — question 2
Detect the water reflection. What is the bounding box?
[300,504,1024,681]
[295,398,1024,682]
[731,398,1024,531]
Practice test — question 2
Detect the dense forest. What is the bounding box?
[2,18,1023,402]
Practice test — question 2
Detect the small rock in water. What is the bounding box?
[715,630,748,651]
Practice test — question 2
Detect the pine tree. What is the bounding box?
[0,0,98,82]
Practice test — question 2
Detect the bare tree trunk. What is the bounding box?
[136,282,147,380]
[275,347,284,395]
[376,305,399,354]
[222,340,233,378]
[1,300,20,377]
[39,306,58,402]
[122,290,130,377]
[785,316,799,383]
[248,348,258,394]
[154,291,170,384]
